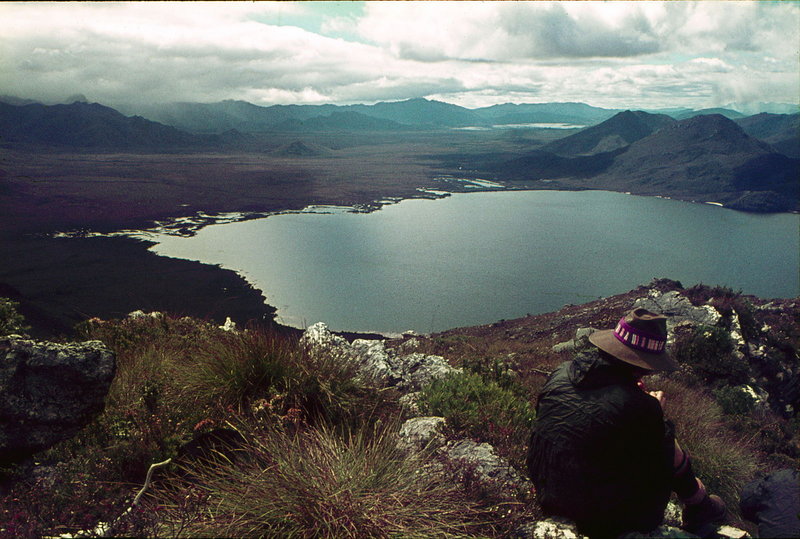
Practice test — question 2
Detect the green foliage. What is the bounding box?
[149,423,490,538]
[713,385,757,416]
[418,371,534,465]
[659,378,758,516]
[673,325,748,386]
[0,297,29,337]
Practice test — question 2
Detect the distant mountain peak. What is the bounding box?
[542,109,674,156]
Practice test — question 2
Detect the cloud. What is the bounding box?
[0,1,797,110]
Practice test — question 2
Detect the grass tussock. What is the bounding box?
[654,377,759,519]
[149,422,489,538]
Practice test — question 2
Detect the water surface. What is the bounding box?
[148,190,799,334]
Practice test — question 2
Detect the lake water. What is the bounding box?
[147,190,799,334]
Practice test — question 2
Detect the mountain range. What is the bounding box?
[491,111,799,212]
[0,97,797,212]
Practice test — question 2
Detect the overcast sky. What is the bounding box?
[2,1,798,111]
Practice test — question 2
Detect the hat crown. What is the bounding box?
[624,308,667,338]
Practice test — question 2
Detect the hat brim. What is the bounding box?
[589,329,678,371]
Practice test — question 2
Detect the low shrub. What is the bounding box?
[0,297,29,337]
[148,422,491,538]
[417,371,535,466]
[672,325,748,386]
[713,385,757,416]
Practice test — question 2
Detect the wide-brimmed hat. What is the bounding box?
[588,308,678,371]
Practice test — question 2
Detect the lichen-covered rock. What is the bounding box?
[513,517,588,539]
[299,322,460,392]
[391,352,460,391]
[634,290,722,330]
[440,439,530,497]
[396,416,446,453]
[553,327,597,353]
[299,321,348,351]
[349,338,395,381]
[0,336,116,462]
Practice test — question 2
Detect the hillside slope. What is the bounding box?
[541,110,675,156]
[586,114,799,211]
[0,102,202,150]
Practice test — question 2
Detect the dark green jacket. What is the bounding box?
[526,351,674,537]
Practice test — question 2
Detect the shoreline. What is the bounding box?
[2,180,797,339]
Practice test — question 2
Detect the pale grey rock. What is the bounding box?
[552,340,575,353]
[514,517,588,539]
[396,416,447,453]
[663,500,683,528]
[391,352,461,391]
[441,439,529,497]
[219,317,237,332]
[398,391,422,416]
[553,328,597,353]
[299,322,348,350]
[298,323,459,392]
[0,337,116,461]
[634,290,722,330]
[350,338,395,380]
[127,310,163,320]
[394,337,421,354]
[714,526,750,538]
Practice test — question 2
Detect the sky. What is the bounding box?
[1,1,798,112]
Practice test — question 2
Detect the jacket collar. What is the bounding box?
[568,349,639,390]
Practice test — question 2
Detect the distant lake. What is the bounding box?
[147,190,799,334]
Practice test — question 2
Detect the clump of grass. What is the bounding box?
[173,329,297,408]
[418,371,535,467]
[149,422,490,538]
[655,377,758,518]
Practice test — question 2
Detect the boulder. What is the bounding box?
[634,290,722,331]
[299,322,460,392]
[0,336,115,462]
[440,439,530,498]
[396,416,447,453]
[552,327,597,353]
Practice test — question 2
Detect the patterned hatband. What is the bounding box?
[613,317,666,354]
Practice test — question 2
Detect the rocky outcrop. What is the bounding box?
[300,322,461,391]
[633,290,722,331]
[0,336,115,462]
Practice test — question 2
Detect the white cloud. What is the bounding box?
[0,1,797,110]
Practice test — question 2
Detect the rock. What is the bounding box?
[440,439,529,497]
[127,310,163,320]
[350,339,395,381]
[0,336,116,462]
[552,340,575,353]
[714,526,750,538]
[663,500,683,528]
[391,352,461,391]
[398,391,422,416]
[513,517,588,539]
[553,328,597,353]
[299,323,460,392]
[299,322,348,351]
[396,416,447,453]
[219,317,237,332]
[634,290,722,330]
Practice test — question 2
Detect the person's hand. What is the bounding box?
[648,390,665,408]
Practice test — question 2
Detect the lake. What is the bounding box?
[146,190,799,334]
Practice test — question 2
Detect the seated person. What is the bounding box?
[527,309,726,538]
